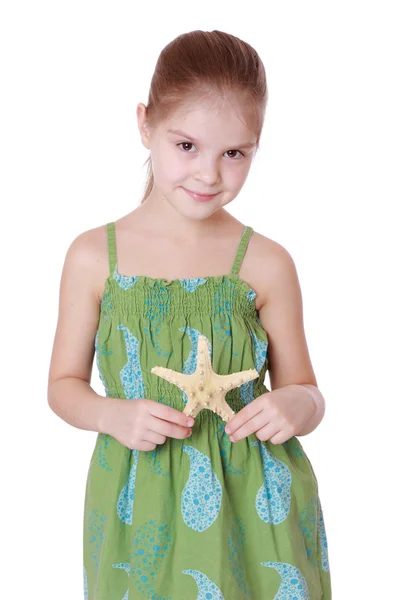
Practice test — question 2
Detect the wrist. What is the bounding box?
[97,395,120,435]
[295,384,325,436]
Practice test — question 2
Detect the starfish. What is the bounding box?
[151,335,259,422]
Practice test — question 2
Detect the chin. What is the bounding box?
[179,206,218,220]
[166,194,218,214]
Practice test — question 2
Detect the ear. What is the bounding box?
[136,103,151,149]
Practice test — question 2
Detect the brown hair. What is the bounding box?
[139,29,268,204]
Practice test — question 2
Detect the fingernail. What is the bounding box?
[225,427,231,434]
[186,429,192,437]
[187,418,194,426]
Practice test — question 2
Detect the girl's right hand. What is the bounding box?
[103,398,194,451]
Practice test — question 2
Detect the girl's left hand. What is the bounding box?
[224,385,317,445]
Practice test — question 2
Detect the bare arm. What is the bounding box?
[47,228,117,433]
[257,240,326,438]
[48,377,119,433]
[47,227,193,450]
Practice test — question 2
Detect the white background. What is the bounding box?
[2,1,399,598]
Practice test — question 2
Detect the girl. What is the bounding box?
[48,29,332,599]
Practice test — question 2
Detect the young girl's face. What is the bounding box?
[139,98,258,219]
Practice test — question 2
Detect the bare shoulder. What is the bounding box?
[47,222,110,388]
[65,223,110,303]
[247,230,296,309]
[248,229,318,391]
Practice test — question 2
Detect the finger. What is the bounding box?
[230,412,269,442]
[255,423,281,443]
[139,441,157,451]
[149,401,194,427]
[268,428,292,445]
[225,402,264,436]
[150,416,191,440]
[142,430,167,446]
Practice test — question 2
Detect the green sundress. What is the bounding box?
[83,221,332,599]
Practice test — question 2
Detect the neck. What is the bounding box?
[136,189,233,239]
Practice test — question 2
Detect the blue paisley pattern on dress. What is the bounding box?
[130,520,173,599]
[179,277,208,292]
[250,440,292,524]
[181,445,222,532]
[117,449,140,525]
[241,330,268,405]
[113,265,139,290]
[117,325,146,399]
[260,561,310,599]
[182,569,225,599]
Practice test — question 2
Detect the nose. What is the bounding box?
[193,156,221,186]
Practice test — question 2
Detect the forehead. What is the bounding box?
[163,100,255,143]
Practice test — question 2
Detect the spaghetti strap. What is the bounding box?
[230,226,254,276]
[106,222,117,276]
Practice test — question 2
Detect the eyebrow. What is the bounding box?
[167,128,256,149]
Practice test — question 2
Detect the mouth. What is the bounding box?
[182,187,220,202]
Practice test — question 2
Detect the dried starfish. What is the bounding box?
[151,335,259,422]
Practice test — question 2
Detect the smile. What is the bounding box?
[182,187,220,202]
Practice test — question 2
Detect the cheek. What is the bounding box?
[169,160,187,182]
[223,163,250,190]
[152,145,185,181]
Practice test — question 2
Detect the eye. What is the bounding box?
[177,142,196,153]
[225,149,245,159]
[176,142,245,159]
